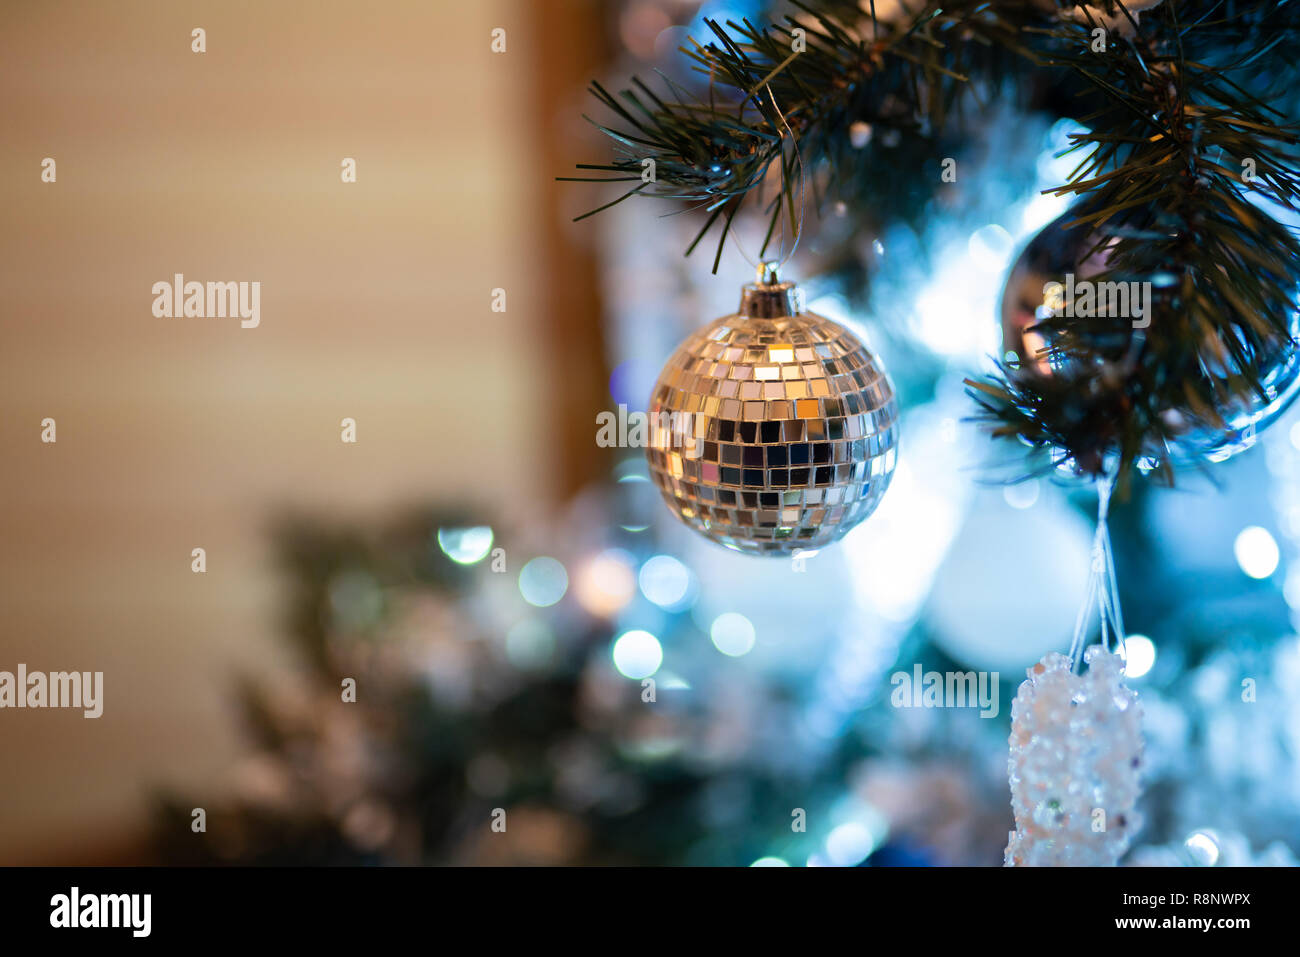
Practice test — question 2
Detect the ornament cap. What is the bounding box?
[739,261,801,318]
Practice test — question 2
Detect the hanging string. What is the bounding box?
[768,85,806,270]
[1068,470,1127,673]
[730,83,807,276]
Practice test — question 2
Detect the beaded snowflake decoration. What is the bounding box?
[1004,646,1144,866]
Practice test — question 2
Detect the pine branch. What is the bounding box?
[568,0,1300,481]
[969,3,1300,481]
[567,0,1045,269]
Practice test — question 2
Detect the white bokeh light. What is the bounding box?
[1234,526,1280,580]
[638,554,692,609]
[1185,830,1221,866]
[825,821,877,867]
[436,526,493,565]
[611,630,663,679]
[518,557,569,607]
[710,612,756,657]
[968,223,1014,270]
[1284,567,1300,608]
[1003,479,1040,510]
[1122,634,1156,679]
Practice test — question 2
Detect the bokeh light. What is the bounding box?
[505,620,556,671]
[615,472,657,533]
[1122,634,1156,679]
[1185,830,1221,866]
[710,612,756,657]
[573,549,637,617]
[518,557,568,607]
[968,223,1014,270]
[1234,526,1280,579]
[611,629,663,679]
[1003,479,1039,510]
[608,358,657,411]
[639,554,692,609]
[437,526,494,564]
[1284,567,1300,608]
[825,821,877,867]
[750,856,789,867]
[618,0,672,61]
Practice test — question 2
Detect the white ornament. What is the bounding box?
[1005,645,1144,866]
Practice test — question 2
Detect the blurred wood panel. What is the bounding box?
[525,0,613,497]
[0,0,597,862]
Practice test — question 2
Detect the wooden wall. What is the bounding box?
[0,0,607,862]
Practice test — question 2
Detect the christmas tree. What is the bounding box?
[157,0,1300,868]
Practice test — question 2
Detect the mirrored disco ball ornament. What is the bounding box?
[646,263,899,555]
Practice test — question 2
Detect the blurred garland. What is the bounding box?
[566,0,1300,481]
[154,511,865,866]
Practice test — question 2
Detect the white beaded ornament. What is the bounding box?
[1004,646,1144,866]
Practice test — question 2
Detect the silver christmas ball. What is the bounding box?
[1000,207,1300,467]
[999,209,1108,377]
[646,263,899,555]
